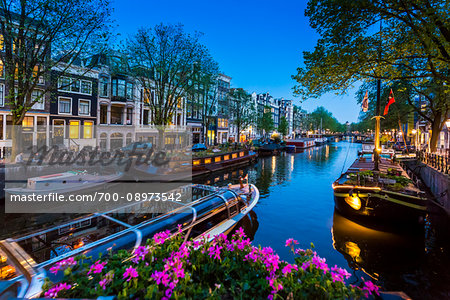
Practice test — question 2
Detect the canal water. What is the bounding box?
[194,141,450,300]
[1,141,449,299]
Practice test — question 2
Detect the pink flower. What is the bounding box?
[153,230,171,245]
[99,271,114,290]
[132,246,149,263]
[362,280,380,296]
[123,266,138,282]
[44,283,72,298]
[295,248,306,255]
[49,257,77,275]
[282,264,298,276]
[331,272,343,282]
[87,260,107,275]
[285,238,299,247]
[331,265,351,280]
[233,227,246,239]
[312,255,329,274]
[301,261,311,271]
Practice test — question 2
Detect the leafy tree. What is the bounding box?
[257,105,274,138]
[278,116,289,137]
[229,88,255,143]
[199,66,220,147]
[0,0,112,157]
[293,0,450,152]
[126,24,213,148]
[309,106,342,133]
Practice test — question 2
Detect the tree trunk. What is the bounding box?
[429,113,443,153]
[157,127,165,151]
[11,125,22,162]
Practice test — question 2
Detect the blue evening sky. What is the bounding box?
[112,0,361,123]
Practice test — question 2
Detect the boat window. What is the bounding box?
[0,249,20,280]
[16,216,127,264]
[188,208,228,239]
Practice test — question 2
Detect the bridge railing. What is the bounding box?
[416,150,449,175]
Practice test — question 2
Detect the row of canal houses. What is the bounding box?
[0,51,296,156]
[0,52,187,155]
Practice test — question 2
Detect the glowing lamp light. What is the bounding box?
[411,129,417,134]
[345,196,361,210]
[345,241,362,263]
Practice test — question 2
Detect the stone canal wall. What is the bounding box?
[404,160,450,212]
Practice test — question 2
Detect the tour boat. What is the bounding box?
[0,183,260,298]
[285,138,316,150]
[4,170,123,195]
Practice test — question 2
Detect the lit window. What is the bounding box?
[58,98,71,114]
[22,116,33,128]
[81,80,92,95]
[84,121,93,139]
[79,100,90,115]
[69,121,79,139]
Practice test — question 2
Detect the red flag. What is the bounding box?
[362,91,369,112]
[383,89,395,115]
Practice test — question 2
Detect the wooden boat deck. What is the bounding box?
[348,158,406,175]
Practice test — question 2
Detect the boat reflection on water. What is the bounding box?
[332,209,424,282]
[231,210,259,241]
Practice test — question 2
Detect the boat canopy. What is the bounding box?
[0,184,248,298]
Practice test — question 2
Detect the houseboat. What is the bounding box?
[0,183,260,298]
[192,149,257,176]
[285,138,316,151]
[332,155,428,228]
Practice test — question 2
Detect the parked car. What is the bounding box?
[120,142,153,155]
[393,141,415,152]
[192,143,207,152]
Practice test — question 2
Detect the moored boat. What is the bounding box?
[284,145,296,153]
[0,183,260,298]
[4,170,123,195]
[192,149,257,176]
[257,140,281,155]
[285,138,315,151]
[332,155,427,228]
